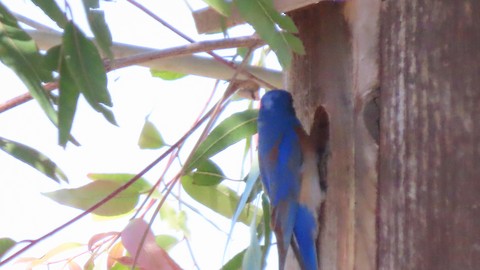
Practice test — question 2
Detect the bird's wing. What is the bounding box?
[259,125,303,270]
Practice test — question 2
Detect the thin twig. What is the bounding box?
[107,35,263,71]
[0,35,262,114]
[0,4,261,266]
[169,192,228,234]
[13,11,59,33]
[131,46,256,269]
[0,82,58,114]
[132,79,221,220]
[131,150,177,221]
[184,237,201,270]
[0,95,220,266]
[126,0,276,89]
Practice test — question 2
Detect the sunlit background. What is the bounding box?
[0,0,281,269]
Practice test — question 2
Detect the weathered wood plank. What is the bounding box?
[286,2,380,269]
[379,1,480,269]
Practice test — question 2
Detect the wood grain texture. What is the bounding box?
[286,1,380,269]
[344,1,380,270]
[379,1,480,269]
[288,5,354,270]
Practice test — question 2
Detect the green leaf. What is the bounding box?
[31,0,67,29]
[181,175,262,226]
[190,160,224,186]
[224,157,260,258]
[0,238,16,259]
[284,32,305,55]
[44,45,62,72]
[0,4,57,124]
[87,173,153,194]
[42,180,139,216]
[0,137,68,183]
[187,109,258,172]
[62,22,115,124]
[87,9,113,59]
[243,215,262,270]
[138,119,166,149]
[221,248,246,270]
[244,174,263,203]
[159,204,190,236]
[155,235,179,251]
[231,156,260,224]
[234,0,305,68]
[44,45,81,147]
[202,0,232,17]
[150,69,187,81]
[262,2,298,33]
[83,0,100,8]
[260,194,272,267]
[58,51,80,147]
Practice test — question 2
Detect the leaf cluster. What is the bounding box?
[206,0,305,67]
[0,0,303,268]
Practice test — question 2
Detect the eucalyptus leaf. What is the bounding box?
[224,157,260,259]
[234,0,304,68]
[44,45,62,72]
[159,204,190,236]
[87,173,153,194]
[19,242,82,267]
[31,0,67,28]
[155,235,179,251]
[261,193,272,267]
[150,69,187,81]
[62,22,115,124]
[181,175,261,225]
[284,32,305,55]
[230,157,260,225]
[0,238,16,259]
[0,137,67,183]
[242,216,262,270]
[0,4,57,124]
[190,160,224,186]
[83,0,100,9]
[58,52,80,147]
[138,119,166,149]
[221,248,246,270]
[260,1,298,33]
[87,9,113,59]
[202,0,232,17]
[43,180,139,216]
[187,109,258,172]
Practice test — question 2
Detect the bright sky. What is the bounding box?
[0,0,280,269]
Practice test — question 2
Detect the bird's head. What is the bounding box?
[259,89,295,115]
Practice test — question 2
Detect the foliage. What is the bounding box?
[0,136,68,183]
[234,0,305,67]
[0,238,16,259]
[0,0,304,268]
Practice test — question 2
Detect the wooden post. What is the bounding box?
[379,1,480,269]
[286,1,380,269]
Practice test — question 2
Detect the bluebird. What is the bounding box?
[258,90,324,270]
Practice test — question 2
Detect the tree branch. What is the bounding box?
[0,34,278,114]
[106,35,264,70]
[125,0,277,89]
[27,29,282,85]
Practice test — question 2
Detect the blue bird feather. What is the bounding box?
[258,90,324,270]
